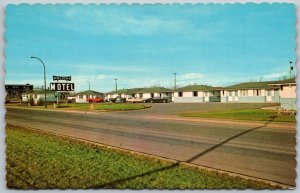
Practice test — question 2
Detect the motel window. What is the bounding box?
[280,86,283,91]
[241,90,248,96]
[132,94,135,97]
[178,92,183,97]
[193,91,198,97]
[222,91,225,95]
[151,93,154,98]
[79,95,83,99]
[139,93,143,98]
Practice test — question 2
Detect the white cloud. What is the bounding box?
[61,7,190,36]
[177,73,205,81]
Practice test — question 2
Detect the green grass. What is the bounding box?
[7,103,148,111]
[180,109,296,123]
[6,125,278,189]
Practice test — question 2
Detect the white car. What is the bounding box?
[126,97,144,103]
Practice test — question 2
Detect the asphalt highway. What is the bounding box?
[5,105,296,186]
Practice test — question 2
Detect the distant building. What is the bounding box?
[5,84,33,96]
[5,84,33,103]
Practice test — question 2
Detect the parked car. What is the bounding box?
[127,97,144,103]
[112,96,126,103]
[67,96,76,103]
[143,97,170,103]
[87,97,104,103]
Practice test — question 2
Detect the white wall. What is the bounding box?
[280,85,296,98]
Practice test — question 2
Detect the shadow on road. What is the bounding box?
[98,117,277,188]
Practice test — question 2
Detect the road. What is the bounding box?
[5,104,296,186]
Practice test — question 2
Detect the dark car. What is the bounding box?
[112,96,126,103]
[143,97,170,103]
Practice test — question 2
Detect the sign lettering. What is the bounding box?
[50,83,75,91]
[53,76,71,81]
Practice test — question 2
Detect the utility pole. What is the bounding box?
[86,81,90,90]
[260,77,263,82]
[289,61,293,79]
[114,79,118,91]
[173,72,177,90]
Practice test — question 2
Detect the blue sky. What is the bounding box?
[5,3,296,92]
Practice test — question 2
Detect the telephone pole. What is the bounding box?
[173,72,177,90]
[114,79,118,91]
[289,61,293,79]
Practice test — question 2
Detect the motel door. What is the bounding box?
[274,89,280,102]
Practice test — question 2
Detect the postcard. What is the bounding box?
[4,2,296,189]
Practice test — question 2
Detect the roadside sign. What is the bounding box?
[53,76,71,81]
[50,83,75,91]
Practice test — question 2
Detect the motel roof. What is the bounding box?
[225,78,296,90]
[107,87,172,94]
[132,87,173,94]
[175,85,214,92]
[76,90,104,96]
[106,88,143,95]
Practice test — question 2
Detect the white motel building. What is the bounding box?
[19,78,296,110]
[106,78,296,110]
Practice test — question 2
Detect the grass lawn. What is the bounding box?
[7,103,149,111]
[6,125,278,189]
[180,109,296,123]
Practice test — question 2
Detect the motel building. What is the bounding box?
[173,85,222,103]
[106,88,143,100]
[21,89,65,105]
[74,90,104,103]
[220,78,296,110]
[106,87,173,101]
[130,87,172,99]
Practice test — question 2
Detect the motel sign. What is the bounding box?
[50,75,75,91]
[50,83,75,91]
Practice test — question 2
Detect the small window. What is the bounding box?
[79,95,83,99]
[193,91,198,97]
[132,94,135,97]
[151,93,154,98]
[280,86,283,91]
[178,92,183,97]
[222,91,224,95]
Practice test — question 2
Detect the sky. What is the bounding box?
[5,3,296,92]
